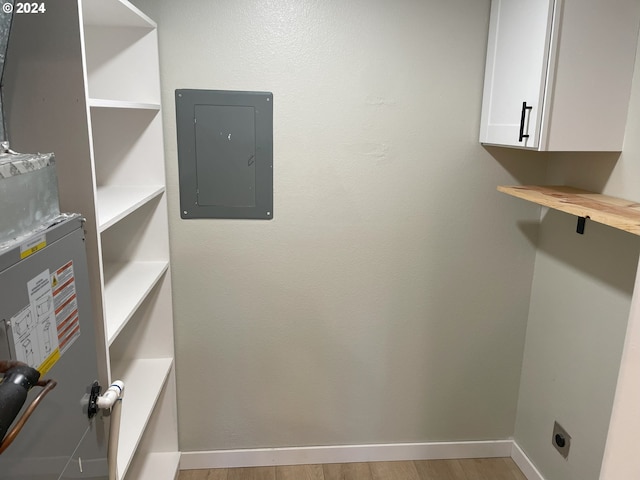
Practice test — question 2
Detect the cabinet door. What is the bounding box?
[480,0,555,149]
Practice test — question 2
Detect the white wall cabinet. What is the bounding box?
[480,0,640,151]
[4,1,179,479]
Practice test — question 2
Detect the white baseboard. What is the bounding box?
[179,440,513,470]
[511,441,545,480]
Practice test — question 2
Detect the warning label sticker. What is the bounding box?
[52,261,81,355]
[10,261,82,376]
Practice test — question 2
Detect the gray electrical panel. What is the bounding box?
[175,89,273,220]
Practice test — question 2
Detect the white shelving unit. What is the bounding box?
[82,1,178,479]
[3,1,179,479]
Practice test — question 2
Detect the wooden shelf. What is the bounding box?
[97,185,165,231]
[113,358,173,480]
[498,185,640,235]
[104,261,169,345]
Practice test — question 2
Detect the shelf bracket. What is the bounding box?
[576,216,587,235]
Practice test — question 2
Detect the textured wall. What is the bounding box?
[513,30,640,480]
[132,0,546,452]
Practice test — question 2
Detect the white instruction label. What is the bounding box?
[11,269,61,375]
[10,306,38,366]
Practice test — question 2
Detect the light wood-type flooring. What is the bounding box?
[178,458,527,480]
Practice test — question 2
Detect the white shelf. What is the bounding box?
[114,358,173,480]
[104,261,169,345]
[82,0,156,28]
[123,452,180,480]
[89,98,160,110]
[97,185,165,231]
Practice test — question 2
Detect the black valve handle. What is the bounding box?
[519,101,533,142]
[88,381,101,419]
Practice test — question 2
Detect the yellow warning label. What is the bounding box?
[20,235,47,259]
[38,348,61,377]
[51,275,58,288]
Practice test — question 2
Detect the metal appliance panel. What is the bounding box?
[0,216,107,479]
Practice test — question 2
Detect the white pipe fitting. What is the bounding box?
[96,380,124,410]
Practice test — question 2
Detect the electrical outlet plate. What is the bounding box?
[552,421,571,459]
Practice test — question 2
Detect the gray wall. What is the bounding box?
[132,0,547,452]
[513,37,640,480]
[514,213,639,480]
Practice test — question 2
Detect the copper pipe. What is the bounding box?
[0,379,57,454]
